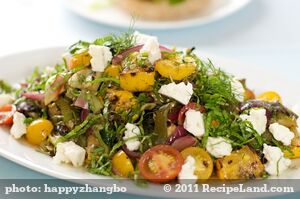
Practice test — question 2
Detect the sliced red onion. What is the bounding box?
[112,45,173,65]
[80,109,89,121]
[159,45,173,53]
[122,145,141,159]
[20,83,28,88]
[21,92,45,101]
[74,97,89,110]
[165,126,188,145]
[171,135,197,152]
[167,106,181,124]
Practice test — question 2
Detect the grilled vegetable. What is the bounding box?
[67,52,91,70]
[155,58,196,80]
[257,91,282,103]
[105,65,121,78]
[120,69,155,92]
[107,89,137,111]
[216,146,264,179]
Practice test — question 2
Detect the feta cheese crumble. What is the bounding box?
[178,155,197,184]
[10,112,27,139]
[240,108,267,135]
[123,123,141,151]
[206,137,232,158]
[0,94,14,106]
[134,31,161,64]
[158,82,193,105]
[183,109,205,138]
[231,78,245,102]
[88,45,112,72]
[53,141,86,167]
[263,144,291,176]
[269,123,295,146]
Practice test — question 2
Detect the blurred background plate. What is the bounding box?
[62,0,250,30]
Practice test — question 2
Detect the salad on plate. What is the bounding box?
[0,30,300,184]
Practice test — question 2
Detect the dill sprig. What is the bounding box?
[193,58,263,149]
[193,59,238,107]
[68,28,135,56]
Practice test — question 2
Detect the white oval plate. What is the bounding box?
[0,47,300,199]
[62,0,250,29]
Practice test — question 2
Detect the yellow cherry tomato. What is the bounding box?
[26,119,54,145]
[257,91,282,103]
[181,147,213,180]
[284,147,300,159]
[112,150,134,178]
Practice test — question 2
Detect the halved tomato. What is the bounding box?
[138,145,184,183]
[178,103,205,125]
[181,147,213,180]
[0,104,16,125]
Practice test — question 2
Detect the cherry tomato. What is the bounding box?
[112,150,135,178]
[138,145,184,183]
[26,119,54,145]
[257,91,282,103]
[0,104,16,125]
[178,103,205,125]
[181,147,213,180]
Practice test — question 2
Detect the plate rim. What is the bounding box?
[62,0,251,30]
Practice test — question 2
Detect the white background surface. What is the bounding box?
[0,0,300,198]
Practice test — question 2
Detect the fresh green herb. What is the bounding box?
[169,0,185,5]
[69,28,135,56]
[23,117,34,126]
[56,114,103,144]
[0,80,14,94]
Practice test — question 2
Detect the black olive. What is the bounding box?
[16,101,40,116]
[55,124,69,135]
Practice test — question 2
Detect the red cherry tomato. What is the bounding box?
[138,145,184,183]
[0,104,16,125]
[178,103,205,125]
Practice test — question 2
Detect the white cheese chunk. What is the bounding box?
[88,45,112,72]
[263,144,291,176]
[183,109,205,138]
[10,112,27,139]
[53,141,86,167]
[0,94,14,106]
[134,31,152,44]
[158,82,193,105]
[240,108,267,135]
[269,123,295,146]
[178,155,197,184]
[123,123,141,151]
[134,31,161,64]
[231,78,245,102]
[206,137,232,158]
